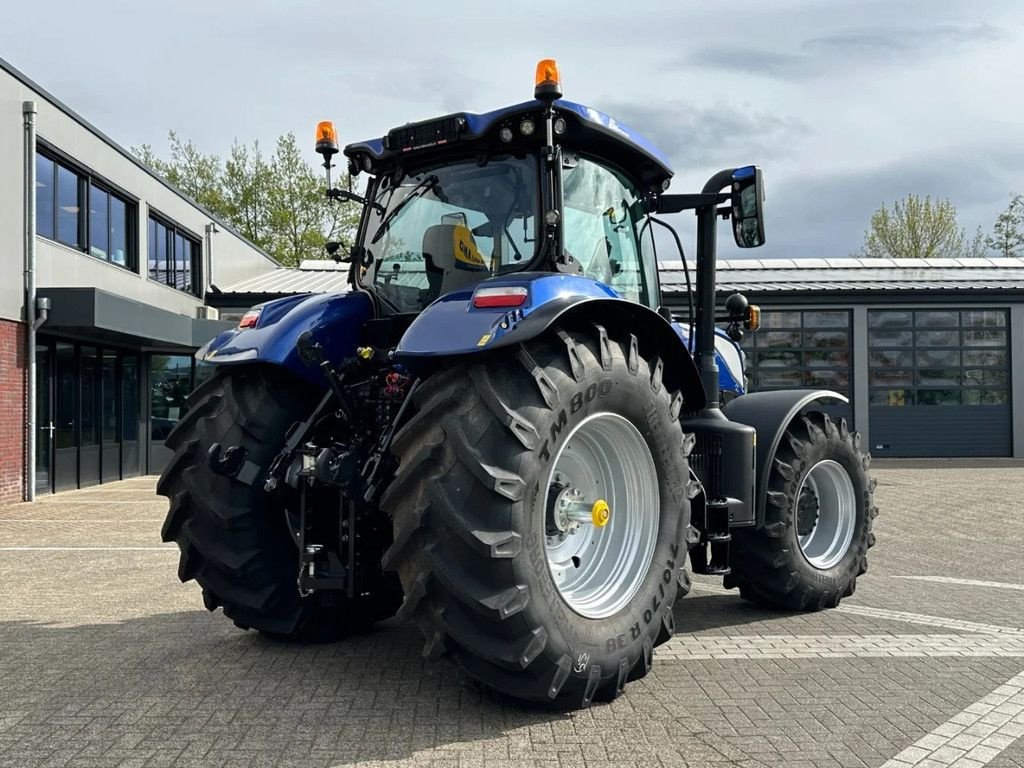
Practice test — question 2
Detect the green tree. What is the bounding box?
[266,133,331,266]
[965,226,988,259]
[860,194,971,259]
[135,132,228,218]
[985,193,1024,258]
[222,140,274,250]
[133,131,361,266]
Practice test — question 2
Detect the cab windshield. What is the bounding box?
[363,155,538,312]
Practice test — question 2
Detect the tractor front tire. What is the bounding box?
[157,365,401,642]
[382,325,693,707]
[725,412,877,610]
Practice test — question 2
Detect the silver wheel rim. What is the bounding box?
[796,459,857,570]
[545,412,659,619]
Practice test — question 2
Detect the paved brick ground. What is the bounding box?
[1,469,1022,768]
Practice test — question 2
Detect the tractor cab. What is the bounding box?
[318,60,675,314]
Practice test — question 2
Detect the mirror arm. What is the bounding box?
[327,187,366,205]
[655,192,729,214]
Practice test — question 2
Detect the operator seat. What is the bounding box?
[422,224,492,296]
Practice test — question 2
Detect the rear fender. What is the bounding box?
[197,291,372,389]
[395,273,706,409]
[722,389,849,527]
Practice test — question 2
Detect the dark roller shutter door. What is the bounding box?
[867,309,1011,458]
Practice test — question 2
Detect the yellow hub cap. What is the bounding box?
[591,500,610,528]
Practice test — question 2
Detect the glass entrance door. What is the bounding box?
[42,339,148,489]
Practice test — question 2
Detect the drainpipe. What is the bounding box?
[23,100,38,501]
[204,222,218,299]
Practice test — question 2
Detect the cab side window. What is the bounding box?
[561,156,647,304]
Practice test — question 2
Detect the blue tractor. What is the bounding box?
[158,60,876,707]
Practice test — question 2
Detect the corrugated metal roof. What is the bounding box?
[659,257,1024,293]
[214,257,1024,297]
[212,260,350,296]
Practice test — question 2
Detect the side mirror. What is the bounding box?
[731,166,765,248]
[325,241,354,264]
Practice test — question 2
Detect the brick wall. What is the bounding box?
[0,319,26,504]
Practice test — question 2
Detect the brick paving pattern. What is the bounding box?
[0,467,1022,767]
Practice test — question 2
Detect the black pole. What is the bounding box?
[694,168,737,411]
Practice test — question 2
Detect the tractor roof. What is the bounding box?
[344,99,674,191]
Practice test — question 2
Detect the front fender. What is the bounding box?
[198,291,372,388]
[395,273,706,409]
[722,389,849,527]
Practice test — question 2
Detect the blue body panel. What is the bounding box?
[672,324,746,397]
[197,291,373,389]
[397,273,617,357]
[397,273,745,396]
[199,278,745,398]
[345,99,673,178]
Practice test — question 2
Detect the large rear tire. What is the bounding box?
[157,365,401,641]
[725,412,877,610]
[381,325,693,707]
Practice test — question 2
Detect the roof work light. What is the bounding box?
[534,58,562,101]
[315,121,339,159]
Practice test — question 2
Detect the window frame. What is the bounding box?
[35,142,139,272]
[740,309,853,397]
[146,208,202,296]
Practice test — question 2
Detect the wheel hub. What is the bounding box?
[547,480,611,534]
[796,486,820,537]
[544,412,659,619]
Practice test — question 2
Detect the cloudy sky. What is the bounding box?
[3,0,1022,259]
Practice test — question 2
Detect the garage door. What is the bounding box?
[867,309,1011,457]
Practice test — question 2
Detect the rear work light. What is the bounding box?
[238,308,261,329]
[471,286,528,309]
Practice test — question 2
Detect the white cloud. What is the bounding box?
[3,0,1021,258]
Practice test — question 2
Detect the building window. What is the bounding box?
[740,310,852,398]
[35,149,136,270]
[56,164,80,247]
[150,355,194,442]
[867,309,1009,407]
[148,214,200,295]
[36,154,56,240]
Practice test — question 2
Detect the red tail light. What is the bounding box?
[471,286,528,309]
[238,308,261,329]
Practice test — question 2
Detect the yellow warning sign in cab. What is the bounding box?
[452,224,488,270]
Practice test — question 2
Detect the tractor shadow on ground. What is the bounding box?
[673,590,805,633]
[0,610,568,766]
